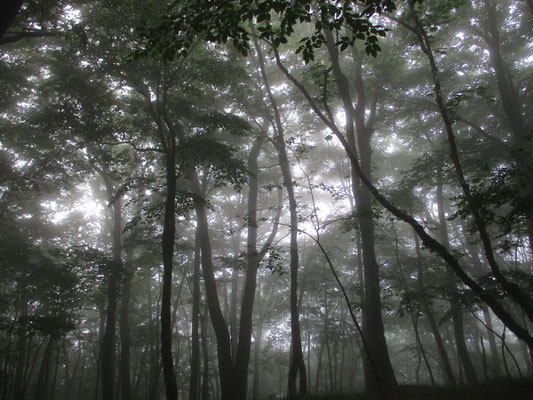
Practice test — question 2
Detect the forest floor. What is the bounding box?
[298,378,533,400]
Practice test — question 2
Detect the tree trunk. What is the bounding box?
[34,338,53,400]
[230,229,241,366]
[201,307,210,400]
[436,173,478,384]
[119,245,134,400]
[147,272,160,400]
[13,297,28,400]
[413,231,457,385]
[250,31,306,398]
[463,240,503,378]
[188,169,236,400]
[99,170,123,400]
[233,133,270,399]
[392,228,435,386]
[252,286,264,400]
[189,227,202,400]
[161,142,179,400]
[314,341,324,393]
[279,142,307,399]
[323,28,397,394]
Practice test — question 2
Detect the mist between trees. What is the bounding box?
[1,1,533,400]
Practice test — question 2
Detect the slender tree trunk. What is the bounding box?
[322,290,333,393]
[201,307,210,400]
[251,31,306,398]
[481,306,502,377]
[233,133,271,399]
[64,341,81,400]
[189,227,201,400]
[392,228,436,386]
[75,344,85,400]
[413,231,457,385]
[189,169,235,400]
[99,170,123,400]
[252,286,264,400]
[119,245,134,400]
[436,173,478,383]
[314,342,324,393]
[34,338,53,400]
[147,273,160,400]
[49,346,60,400]
[13,297,28,400]
[230,230,241,366]
[463,240,503,378]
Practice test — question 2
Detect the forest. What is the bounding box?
[1,0,532,399]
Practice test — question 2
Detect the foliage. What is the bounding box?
[135,0,396,63]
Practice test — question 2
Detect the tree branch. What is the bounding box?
[0,29,56,45]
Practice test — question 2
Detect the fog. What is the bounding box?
[1,1,532,400]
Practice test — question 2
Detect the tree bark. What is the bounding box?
[161,140,179,400]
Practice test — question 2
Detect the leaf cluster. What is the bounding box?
[135,0,396,63]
